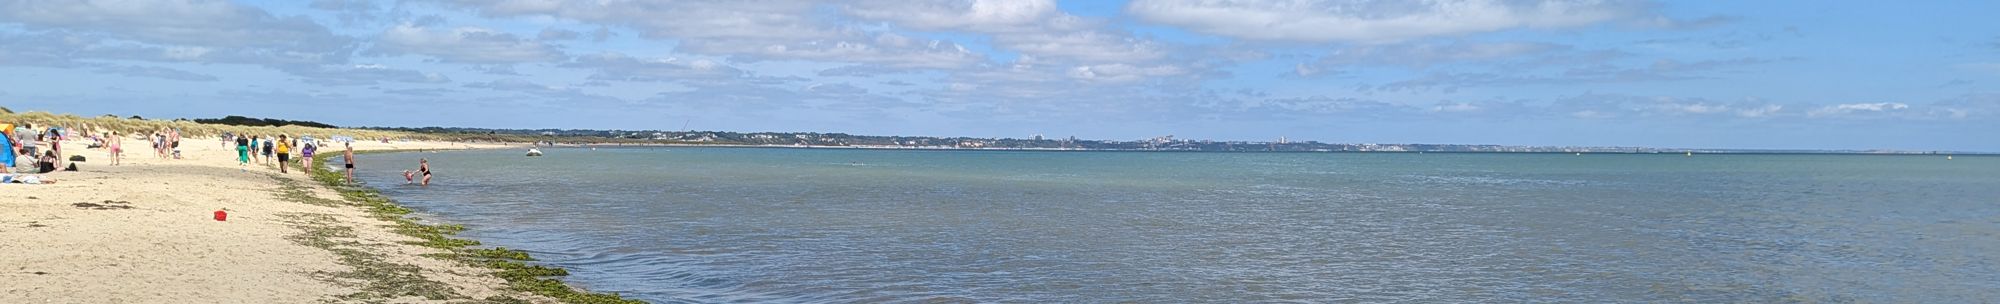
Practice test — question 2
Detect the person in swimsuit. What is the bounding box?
[276,135,291,174]
[418,158,431,186]
[235,135,250,170]
[107,131,122,166]
[342,143,356,184]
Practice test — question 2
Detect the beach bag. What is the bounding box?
[69,155,86,162]
[64,163,77,172]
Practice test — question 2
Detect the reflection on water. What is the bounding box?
[359,149,2000,303]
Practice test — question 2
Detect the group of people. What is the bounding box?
[0,123,73,175]
[152,127,181,160]
[232,134,326,174]
[0,122,79,184]
[228,133,399,186]
[0,120,437,187]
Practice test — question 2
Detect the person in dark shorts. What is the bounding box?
[342,143,356,184]
[262,135,275,163]
[275,135,292,174]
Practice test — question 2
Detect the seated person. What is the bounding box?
[37,151,58,173]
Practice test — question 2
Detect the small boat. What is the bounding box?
[526,148,544,157]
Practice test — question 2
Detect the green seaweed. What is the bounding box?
[293,153,640,304]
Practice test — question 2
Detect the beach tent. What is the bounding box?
[0,123,14,167]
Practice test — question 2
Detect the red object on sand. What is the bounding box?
[214,210,228,221]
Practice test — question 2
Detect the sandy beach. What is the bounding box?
[0,136,568,303]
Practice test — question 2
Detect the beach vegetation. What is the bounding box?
[287,154,641,304]
[279,212,463,302]
[196,115,338,128]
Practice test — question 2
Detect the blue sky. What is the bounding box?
[1,0,1996,151]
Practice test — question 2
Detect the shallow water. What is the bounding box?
[357,148,2000,303]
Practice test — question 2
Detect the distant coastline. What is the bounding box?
[368,126,1991,155]
[536,141,1996,156]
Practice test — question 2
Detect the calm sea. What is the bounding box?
[356,148,1999,303]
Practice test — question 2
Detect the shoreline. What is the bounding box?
[539,142,2000,156]
[0,135,633,303]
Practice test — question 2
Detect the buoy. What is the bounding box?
[214,210,228,221]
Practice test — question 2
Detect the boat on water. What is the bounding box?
[527,148,544,157]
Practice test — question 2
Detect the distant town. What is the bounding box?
[362,126,1980,155]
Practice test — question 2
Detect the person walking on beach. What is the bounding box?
[276,135,292,174]
[300,139,317,175]
[107,132,122,166]
[342,143,355,184]
[249,136,262,164]
[262,135,276,165]
[235,134,250,171]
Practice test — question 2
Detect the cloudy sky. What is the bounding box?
[1,0,1996,151]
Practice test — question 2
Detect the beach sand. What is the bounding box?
[0,137,556,303]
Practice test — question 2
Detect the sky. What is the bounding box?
[0,0,1996,151]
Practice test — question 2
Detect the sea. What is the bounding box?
[354,147,2000,303]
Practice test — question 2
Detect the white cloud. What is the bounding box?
[538,28,581,41]
[433,0,835,41]
[374,24,561,63]
[563,52,747,82]
[1571,110,1616,119]
[1125,0,1639,43]
[1735,105,1782,118]
[680,33,985,69]
[92,65,220,82]
[1431,102,1481,113]
[1315,41,1567,68]
[844,0,1064,32]
[0,0,351,49]
[0,0,353,65]
[1066,64,1187,84]
[994,30,1168,63]
[1666,102,1729,114]
[1808,102,1909,117]
[847,0,1171,64]
[279,64,451,86]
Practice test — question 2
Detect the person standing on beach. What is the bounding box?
[276,135,292,174]
[107,132,122,166]
[342,143,355,184]
[168,128,180,159]
[19,125,38,169]
[235,134,250,171]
